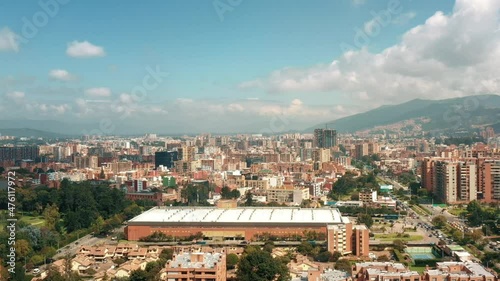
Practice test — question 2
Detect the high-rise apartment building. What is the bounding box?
[314,129,337,148]
[478,159,500,203]
[421,157,500,204]
[0,146,40,162]
[178,146,196,162]
[74,155,99,169]
[154,151,178,168]
[435,161,458,204]
[355,143,369,160]
[458,161,477,202]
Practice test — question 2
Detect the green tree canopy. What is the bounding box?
[357,213,374,228]
[237,247,290,281]
[431,215,447,229]
[227,253,239,270]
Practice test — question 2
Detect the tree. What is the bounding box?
[315,251,332,262]
[237,247,290,281]
[230,189,241,199]
[393,239,405,251]
[244,191,253,206]
[263,241,275,253]
[159,248,174,264]
[0,167,4,174]
[432,215,447,229]
[129,269,149,281]
[331,251,342,262]
[227,253,239,270]
[91,216,105,235]
[15,239,32,258]
[357,213,374,228]
[30,254,45,266]
[43,204,60,230]
[334,259,352,273]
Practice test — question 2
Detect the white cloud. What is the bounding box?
[392,12,417,25]
[49,69,76,81]
[240,0,500,106]
[0,27,19,52]
[227,103,245,112]
[66,41,105,58]
[5,91,25,101]
[85,87,111,97]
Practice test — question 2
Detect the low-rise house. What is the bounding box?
[114,259,147,279]
[128,247,148,260]
[423,262,496,281]
[354,262,420,281]
[308,269,350,281]
[71,256,93,274]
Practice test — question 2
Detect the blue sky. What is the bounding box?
[0,0,498,134]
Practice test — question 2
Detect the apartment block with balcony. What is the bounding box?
[159,250,226,281]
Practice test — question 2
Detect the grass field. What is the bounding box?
[447,208,466,216]
[410,266,427,274]
[20,215,46,226]
[374,233,424,242]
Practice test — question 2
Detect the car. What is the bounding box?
[33,268,40,274]
[111,236,117,240]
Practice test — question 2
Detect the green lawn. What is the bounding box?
[374,233,424,242]
[447,208,466,216]
[410,266,427,274]
[20,215,46,227]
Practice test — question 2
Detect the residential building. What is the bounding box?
[314,129,337,148]
[423,262,496,281]
[159,250,226,281]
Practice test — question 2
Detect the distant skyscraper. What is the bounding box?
[155,151,178,168]
[314,129,337,148]
[0,146,39,162]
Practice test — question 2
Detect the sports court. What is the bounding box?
[405,247,437,260]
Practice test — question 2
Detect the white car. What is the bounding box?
[33,268,40,274]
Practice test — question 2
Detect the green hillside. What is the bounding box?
[308,95,500,133]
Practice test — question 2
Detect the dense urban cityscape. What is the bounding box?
[0,127,499,280]
[1,0,500,280]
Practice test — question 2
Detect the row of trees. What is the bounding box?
[0,179,146,273]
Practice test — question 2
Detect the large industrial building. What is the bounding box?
[125,206,369,257]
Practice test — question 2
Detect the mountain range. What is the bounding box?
[2,95,500,137]
[308,94,500,134]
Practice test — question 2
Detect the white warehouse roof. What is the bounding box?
[128,207,349,225]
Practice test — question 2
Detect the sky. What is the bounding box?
[0,0,499,135]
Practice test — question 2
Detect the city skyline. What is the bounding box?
[1,0,499,135]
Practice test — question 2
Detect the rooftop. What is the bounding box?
[168,252,222,269]
[129,207,348,224]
